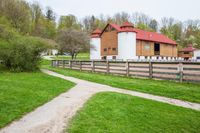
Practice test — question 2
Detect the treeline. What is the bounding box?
[0,0,55,71]
[1,0,200,49]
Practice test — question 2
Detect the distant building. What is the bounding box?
[90,22,178,60]
[178,44,200,60]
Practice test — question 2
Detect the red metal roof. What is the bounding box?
[91,28,102,38]
[135,29,177,45]
[179,44,197,52]
[121,21,134,28]
[109,23,122,31]
[119,22,137,33]
[93,22,177,45]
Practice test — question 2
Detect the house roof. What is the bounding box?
[91,28,102,38]
[93,22,177,45]
[179,44,197,52]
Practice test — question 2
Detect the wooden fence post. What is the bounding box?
[106,60,110,74]
[51,60,54,67]
[69,60,72,69]
[149,61,153,79]
[178,62,183,82]
[91,61,95,72]
[57,60,59,67]
[80,61,82,71]
[62,60,65,68]
[126,61,129,77]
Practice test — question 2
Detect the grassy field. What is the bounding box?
[67,92,200,133]
[0,70,75,128]
[43,65,200,103]
[52,53,90,60]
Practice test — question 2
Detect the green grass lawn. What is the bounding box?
[67,92,200,133]
[43,65,200,103]
[53,53,90,60]
[0,71,75,128]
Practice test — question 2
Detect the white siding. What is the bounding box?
[90,38,101,60]
[117,32,137,60]
[194,50,200,60]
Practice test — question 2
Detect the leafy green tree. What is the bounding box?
[58,15,81,30]
[0,0,31,33]
[0,25,49,71]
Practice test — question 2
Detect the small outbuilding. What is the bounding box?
[178,44,200,60]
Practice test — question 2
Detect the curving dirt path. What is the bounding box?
[1,69,200,133]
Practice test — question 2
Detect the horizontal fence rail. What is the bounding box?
[51,60,200,83]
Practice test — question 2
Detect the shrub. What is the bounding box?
[0,25,48,71]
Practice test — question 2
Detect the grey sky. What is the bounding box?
[26,0,200,21]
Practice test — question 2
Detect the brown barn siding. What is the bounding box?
[160,44,177,57]
[137,40,178,57]
[136,40,154,56]
[178,52,193,58]
[101,31,118,56]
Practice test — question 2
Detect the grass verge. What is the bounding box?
[0,71,75,128]
[68,92,200,133]
[43,65,200,103]
[53,53,90,60]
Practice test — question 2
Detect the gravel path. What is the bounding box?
[1,69,200,133]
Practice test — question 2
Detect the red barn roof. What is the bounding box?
[135,29,177,45]
[92,22,177,45]
[91,28,102,38]
[179,44,197,52]
[119,22,137,33]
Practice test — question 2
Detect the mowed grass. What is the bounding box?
[53,53,90,60]
[68,92,200,133]
[43,66,200,103]
[0,71,75,128]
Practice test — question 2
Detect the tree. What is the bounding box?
[0,25,49,71]
[160,17,183,44]
[131,12,155,31]
[113,12,130,25]
[0,0,31,33]
[30,1,44,37]
[56,29,90,59]
[149,19,158,31]
[58,15,81,30]
[46,7,56,21]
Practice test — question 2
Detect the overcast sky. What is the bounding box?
[26,0,200,21]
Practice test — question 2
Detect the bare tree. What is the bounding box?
[56,29,90,59]
[113,12,130,25]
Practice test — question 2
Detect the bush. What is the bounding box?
[0,25,48,71]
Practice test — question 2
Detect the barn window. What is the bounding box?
[102,56,107,60]
[184,52,189,54]
[112,48,117,51]
[144,42,150,50]
[104,48,107,52]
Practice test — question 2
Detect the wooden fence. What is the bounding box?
[51,60,200,83]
